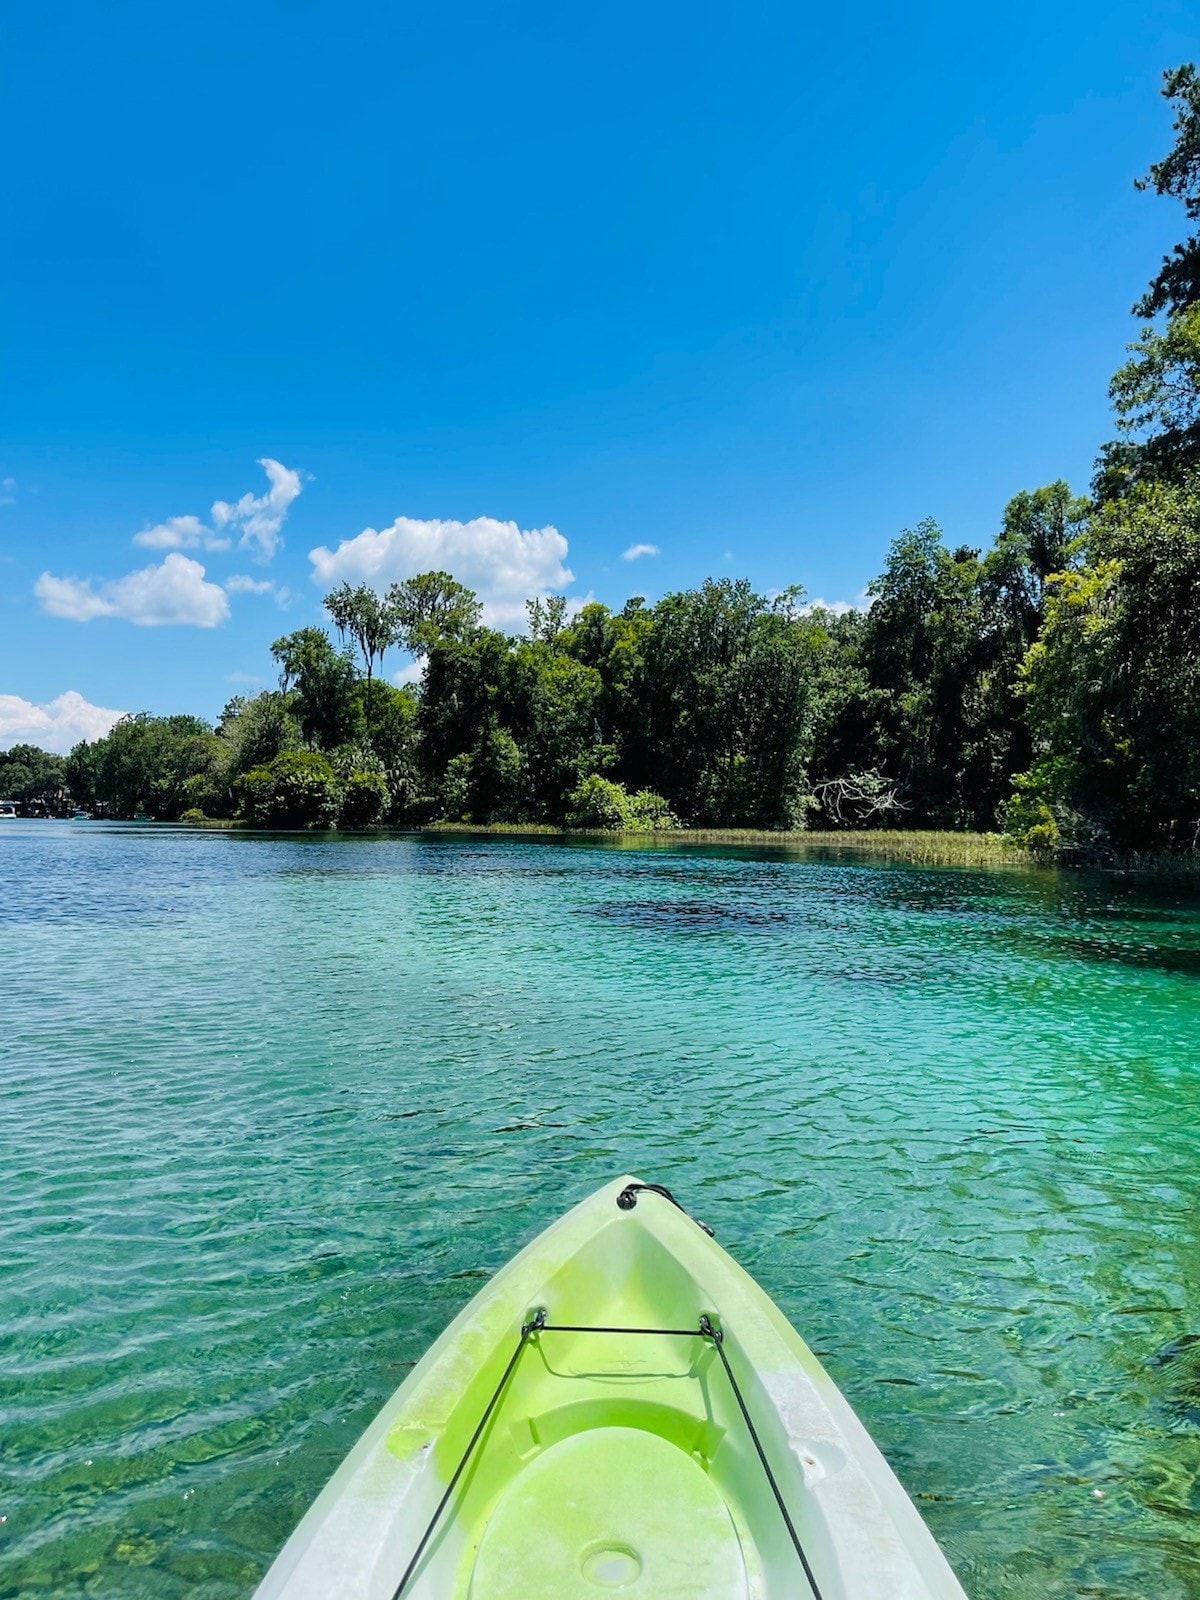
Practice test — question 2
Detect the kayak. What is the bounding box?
[254,1176,969,1599]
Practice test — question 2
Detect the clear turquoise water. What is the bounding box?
[3,823,1200,1599]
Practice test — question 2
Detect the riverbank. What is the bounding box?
[426,824,1035,864]
[178,816,1033,866]
[103,814,1200,873]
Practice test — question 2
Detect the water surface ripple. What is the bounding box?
[3,824,1200,1598]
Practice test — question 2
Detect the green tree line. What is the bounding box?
[13,68,1200,855]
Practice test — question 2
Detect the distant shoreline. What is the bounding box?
[18,812,1200,874]
[158,820,1200,874]
[168,817,1029,865]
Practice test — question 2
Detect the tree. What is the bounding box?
[812,769,907,828]
[418,627,511,797]
[71,714,221,819]
[563,598,656,757]
[339,769,390,827]
[64,742,99,811]
[806,609,888,817]
[856,523,990,826]
[324,584,400,732]
[388,571,481,656]
[1098,65,1200,494]
[630,579,823,827]
[270,627,358,750]
[344,683,418,820]
[1105,304,1200,490]
[237,751,344,828]
[983,481,1089,639]
[0,745,69,812]
[526,594,568,644]
[1133,64,1200,321]
[468,724,524,822]
[499,640,603,819]
[1008,471,1200,853]
[432,721,524,824]
[216,692,301,786]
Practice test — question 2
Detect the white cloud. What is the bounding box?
[801,590,870,618]
[35,552,231,627]
[392,660,424,687]
[0,690,125,753]
[131,459,302,561]
[310,514,575,626]
[226,671,266,685]
[212,458,303,561]
[134,514,231,551]
[225,574,293,608]
[0,476,15,507]
[621,542,660,561]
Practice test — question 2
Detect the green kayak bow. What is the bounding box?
[254,1177,968,1599]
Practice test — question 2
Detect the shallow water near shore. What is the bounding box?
[3,821,1200,1599]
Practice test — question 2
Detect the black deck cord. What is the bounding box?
[390,1183,817,1598]
[616,1181,715,1236]
[389,1308,546,1599]
[391,1312,825,1600]
[700,1313,826,1600]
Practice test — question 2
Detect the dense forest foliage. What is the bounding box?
[11,68,1200,856]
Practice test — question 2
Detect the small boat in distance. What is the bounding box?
[0,801,18,820]
[254,1176,968,1599]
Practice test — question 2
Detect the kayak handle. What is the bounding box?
[616,1181,715,1236]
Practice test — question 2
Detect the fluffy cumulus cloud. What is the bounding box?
[225,573,293,607]
[132,459,302,561]
[134,514,230,552]
[0,690,125,753]
[35,553,231,627]
[310,515,574,626]
[36,459,301,628]
[621,542,660,561]
[212,458,303,561]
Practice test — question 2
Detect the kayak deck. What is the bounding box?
[255,1178,969,1599]
[385,1214,815,1596]
[418,1312,780,1600]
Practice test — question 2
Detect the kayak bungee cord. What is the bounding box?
[391,1309,825,1600]
[389,1308,547,1600]
[699,1314,826,1600]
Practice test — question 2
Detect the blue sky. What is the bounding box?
[1,0,1195,749]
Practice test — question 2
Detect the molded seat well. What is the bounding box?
[468,1426,749,1599]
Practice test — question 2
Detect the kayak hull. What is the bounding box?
[254,1177,968,1599]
